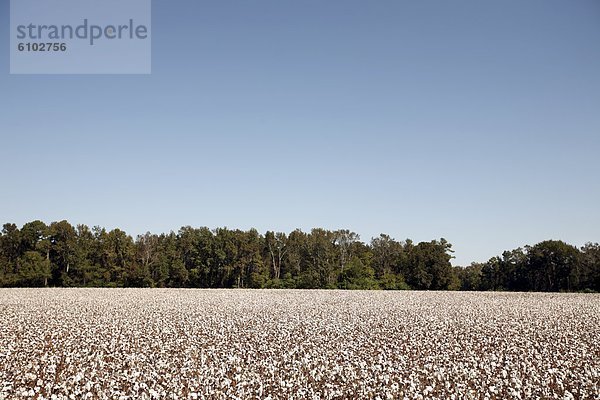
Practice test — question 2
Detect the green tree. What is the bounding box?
[457,263,483,291]
[580,243,600,291]
[1,223,21,280]
[20,220,48,253]
[17,251,51,287]
[306,228,338,288]
[265,231,288,281]
[371,234,406,279]
[155,232,188,287]
[405,239,454,290]
[235,229,264,288]
[100,228,135,286]
[132,232,160,287]
[525,240,581,292]
[338,257,379,290]
[47,220,77,285]
[282,229,308,284]
[479,248,526,291]
[334,230,360,275]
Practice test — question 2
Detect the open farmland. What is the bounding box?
[0,290,598,399]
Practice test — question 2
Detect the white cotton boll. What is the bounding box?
[24,373,36,382]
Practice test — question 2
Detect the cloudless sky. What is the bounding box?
[1,0,599,265]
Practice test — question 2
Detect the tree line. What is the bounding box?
[457,241,599,292]
[0,220,598,292]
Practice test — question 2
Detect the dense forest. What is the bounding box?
[0,220,598,292]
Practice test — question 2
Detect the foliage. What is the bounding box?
[459,241,598,292]
[0,221,597,291]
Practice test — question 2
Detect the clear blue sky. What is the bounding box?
[1,0,599,265]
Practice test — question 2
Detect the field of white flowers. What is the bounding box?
[0,289,598,399]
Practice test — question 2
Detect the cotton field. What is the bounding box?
[0,290,598,400]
